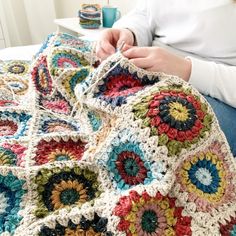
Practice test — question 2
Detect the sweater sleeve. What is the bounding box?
[187,56,236,108]
[112,0,153,47]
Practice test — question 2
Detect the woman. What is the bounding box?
[96,0,236,155]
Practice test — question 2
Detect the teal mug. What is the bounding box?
[102,6,121,28]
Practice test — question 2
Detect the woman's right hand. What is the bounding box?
[96,28,135,61]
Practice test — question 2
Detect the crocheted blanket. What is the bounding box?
[0,32,235,236]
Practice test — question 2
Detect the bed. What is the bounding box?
[0,44,41,61]
[0,34,93,61]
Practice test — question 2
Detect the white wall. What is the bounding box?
[54,0,138,18]
[0,0,138,47]
[0,0,31,46]
[23,0,56,44]
[0,0,56,47]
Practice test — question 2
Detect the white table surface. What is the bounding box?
[54,18,104,39]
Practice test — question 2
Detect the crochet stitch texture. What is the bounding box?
[0,32,235,236]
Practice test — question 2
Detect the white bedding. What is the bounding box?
[0,44,41,61]
[0,34,97,62]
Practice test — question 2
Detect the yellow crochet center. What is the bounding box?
[169,102,189,121]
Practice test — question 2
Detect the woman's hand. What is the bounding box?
[123,46,192,81]
[96,28,135,61]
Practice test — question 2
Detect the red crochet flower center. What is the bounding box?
[103,74,143,98]
[0,120,18,136]
[116,151,147,185]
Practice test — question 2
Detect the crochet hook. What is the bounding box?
[116,41,126,53]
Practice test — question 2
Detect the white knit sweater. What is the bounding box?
[113,0,236,108]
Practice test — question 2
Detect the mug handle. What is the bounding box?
[116,9,121,21]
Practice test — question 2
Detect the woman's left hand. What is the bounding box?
[123,46,192,82]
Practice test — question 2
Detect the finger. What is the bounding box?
[116,39,125,48]
[116,39,131,49]
[129,58,151,69]
[96,40,114,57]
[123,47,149,59]
[146,66,158,72]
[96,47,111,61]
[122,44,133,52]
[117,29,135,48]
[99,39,116,54]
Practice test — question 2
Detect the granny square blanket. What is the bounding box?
[0,32,235,236]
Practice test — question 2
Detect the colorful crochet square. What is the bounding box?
[33,138,86,165]
[0,111,31,140]
[0,170,27,235]
[48,48,90,77]
[34,33,93,57]
[175,141,236,213]
[0,60,30,76]
[113,190,192,235]
[93,64,159,108]
[0,143,27,167]
[38,92,72,115]
[132,86,213,155]
[96,127,169,191]
[59,68,90,102]
[31,56,53,96]
[53,33,92,52]
[33,165,102,218]
[106,142,155,190]
[0,76,28,96]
